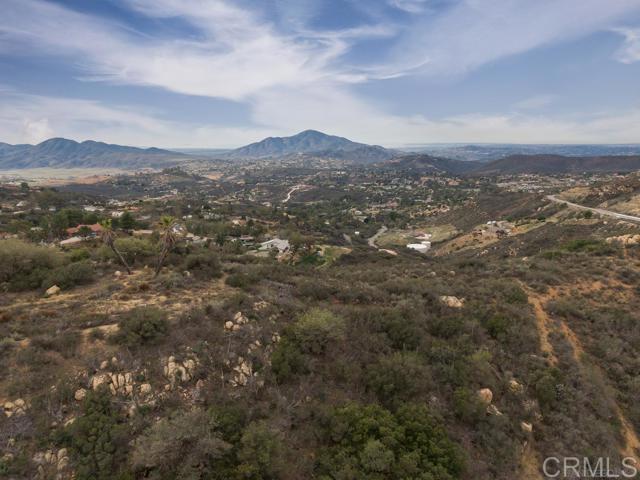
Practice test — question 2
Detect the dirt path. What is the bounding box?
[524,282,640,465]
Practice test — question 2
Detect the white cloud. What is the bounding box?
[391,0,640,76]
[613,27,640,63]
[1,0,640,147]
[1,89,640,147]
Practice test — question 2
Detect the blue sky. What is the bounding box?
[0,0,639,148]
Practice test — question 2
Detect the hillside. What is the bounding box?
[382,153,478,174]
[225,129,395,163]
[475,154,640,175]
[0,138,188,170]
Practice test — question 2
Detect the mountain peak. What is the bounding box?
[225,130,393,163]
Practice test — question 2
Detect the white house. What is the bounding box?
[259,238,290,253]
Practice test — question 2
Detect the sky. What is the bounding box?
[0,0,640,148]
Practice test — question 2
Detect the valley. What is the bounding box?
[2,137,640,479]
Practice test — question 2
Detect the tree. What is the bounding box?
[99,219,132,274]
[119,211,136,230]
[155,215,179,277]
[77,225,92,238]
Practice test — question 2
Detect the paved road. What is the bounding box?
[546,195,640,224]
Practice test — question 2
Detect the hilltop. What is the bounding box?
[0,138,188,170]
[224,129,395,163]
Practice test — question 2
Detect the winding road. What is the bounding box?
[546,195,640,224]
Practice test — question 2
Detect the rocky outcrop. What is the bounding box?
[440,295,464,308]
[33,448,70,479]
[606,234,640,246]
[163,353,198,388]
[3,398,28,417]
[225,311,249,331]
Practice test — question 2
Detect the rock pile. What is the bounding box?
[33,448,70,479]
[606,234,640,246]
[163,353,198,387]
[225,311,249,331]
[3,398,27,417]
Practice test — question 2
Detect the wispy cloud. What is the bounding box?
[390,0,640,76]
[513,94,556,111]
[613,27,640,63]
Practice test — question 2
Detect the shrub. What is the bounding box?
[184,251,222,279]
[365,352,432,406]
[112,237,155,265]
[271,337,307,383]
[317,403,463,480]
[0,239,62,291]
[132,409,231,478]
[114,307,168,347]
[292,308,345,355]
[42,261,94,290]
[65,388,129,480]
[236,421,285,479]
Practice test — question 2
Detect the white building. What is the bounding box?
[259,238,290,253]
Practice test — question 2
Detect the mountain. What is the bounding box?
[382,153,478,175]
[474,154,640,175]
[224,130,395,163]
[0,138,188,169]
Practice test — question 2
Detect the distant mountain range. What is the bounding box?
[473,154,640,175]
[2,133,640,174]
[0,138,187,169]
[408,143,640,162]
[223,129,395,163]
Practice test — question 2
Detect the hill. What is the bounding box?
[382,153,478,174]
[0,138,188,169]
[474,154,640,175]
[225,129,395,163]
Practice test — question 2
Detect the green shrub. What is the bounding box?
[317,403,463,480]
[112,237,155,265]
[65,388,130,480]
[42,261,94,290]
[236,421,285,479]
[292,308,345,355]
[0,239,62,291]
[114,307,168,347]
[184,251,222,279]
[271,337,307,383]
[69,248,91,262]
[365,352,432,406]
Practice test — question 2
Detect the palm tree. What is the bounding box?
[155,216,179,277]
[99,219,132,274]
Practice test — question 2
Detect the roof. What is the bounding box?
[66,223,103,236]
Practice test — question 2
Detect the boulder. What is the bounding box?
[440,295,464,308]
[477,388,493,405]
[44,285,61,297]
[74,388,86,402]
[521,421,533,433]
[508,379,524,395]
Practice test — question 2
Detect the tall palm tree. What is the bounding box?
[99,219,132,274]
[155,216,179,277]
